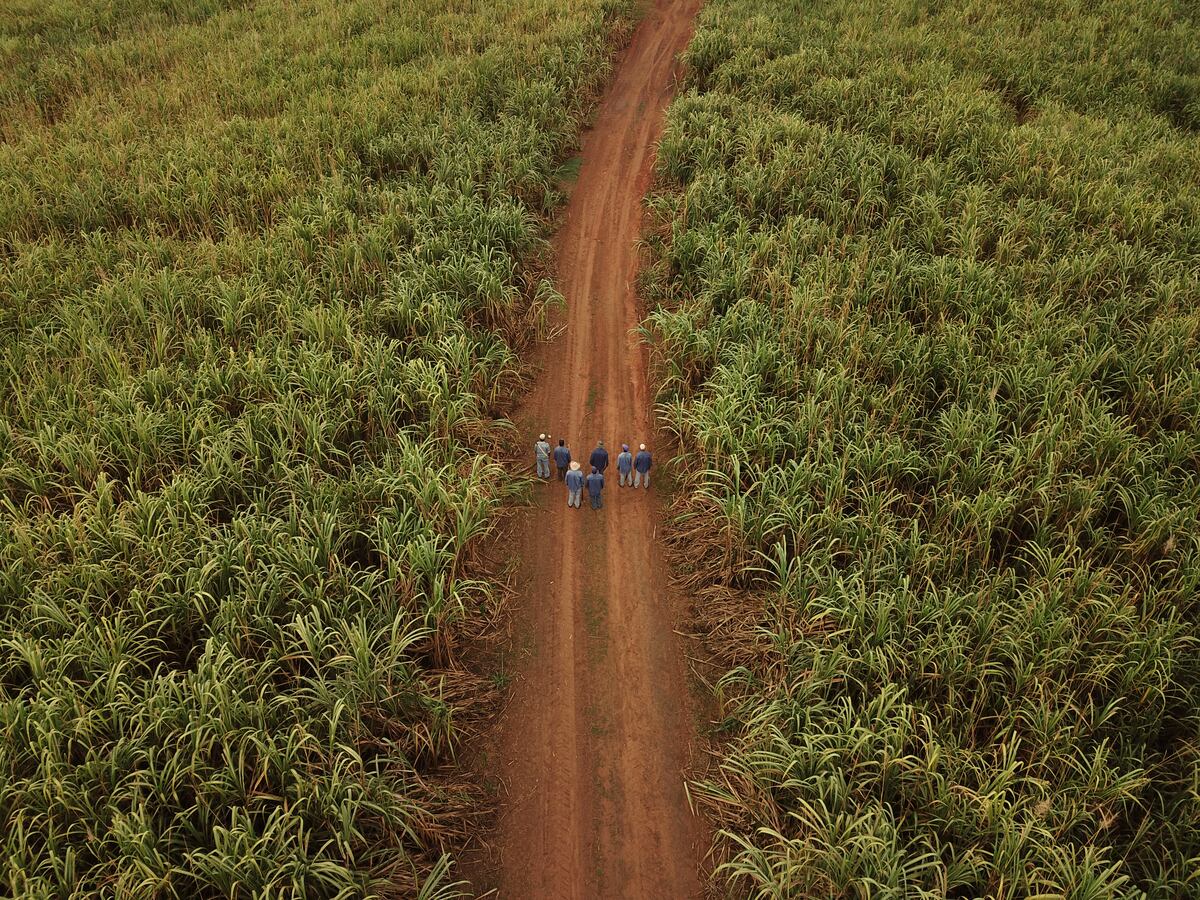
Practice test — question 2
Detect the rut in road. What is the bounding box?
[482,1,705,897]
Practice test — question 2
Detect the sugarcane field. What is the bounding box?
[1,0,1198,897]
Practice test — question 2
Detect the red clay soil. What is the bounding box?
[477,1,706,897]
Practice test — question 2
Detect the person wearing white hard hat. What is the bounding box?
[534,433,551,480]
[565,461,584,508]
[634,443,652,488]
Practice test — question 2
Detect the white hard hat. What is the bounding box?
[639,443,646,450]
[569,461,581,471]
[539,433,546,440]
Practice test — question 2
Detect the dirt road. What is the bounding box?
[480,1,705,897]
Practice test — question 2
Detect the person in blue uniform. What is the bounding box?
[589,440,609,474]
[565,461,584,508]
[586,466,605,509]
[617,444,633,486]
[534,434,551,480]
[634,443,652,488]
[553,439,571,480]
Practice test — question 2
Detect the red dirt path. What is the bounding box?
[477,1,706,897]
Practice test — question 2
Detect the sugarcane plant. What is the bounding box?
[643,0,1200,896]
[0,0,638,896]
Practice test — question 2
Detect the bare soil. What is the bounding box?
[470,2,707,897]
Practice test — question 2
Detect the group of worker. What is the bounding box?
[533,435,652,509]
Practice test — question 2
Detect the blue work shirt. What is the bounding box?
[634,450,652,473]
[565,469,584,491]
[586,472,604,496]
[617,451,633,474]
[553,446,571,468]
[590,446,609,472]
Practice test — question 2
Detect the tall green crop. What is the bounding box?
[0,0,635,896]
[645,0,1200,896]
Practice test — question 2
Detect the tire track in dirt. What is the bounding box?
[480,2,704,897]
